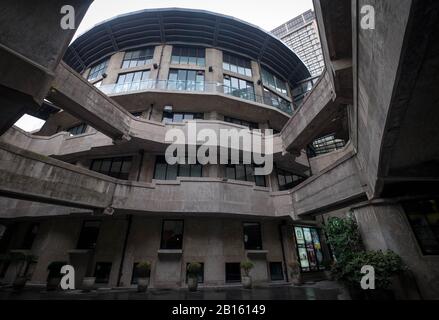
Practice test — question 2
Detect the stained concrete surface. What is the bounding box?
[0,283,345,300]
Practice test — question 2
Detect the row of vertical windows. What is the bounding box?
[225,164,266,187]
[117,70,150,85]
[277,168,306,191]
[171,47,205,66]
[87,59,109,81]
[261,67,288,95]
[67,123,87,136]
[90,157,132,180]
[154,156,203,180]
[223,116,258,130]
[168,69,205,91]
[122,48,154,69]
[223,75,255,101]
[162,111,204,123]
[223,53,252,77]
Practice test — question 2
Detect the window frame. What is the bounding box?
[243,222,263,250]
[67,123,87,136]
[171,47,205,66]
[94,262,112,284]
[121,47,154,69]
[225,164,266,187]
[153,156,203,180]
[90,156,133,180]
[76,220,101,250]
[160,219,184,250]
[87,59,109,81]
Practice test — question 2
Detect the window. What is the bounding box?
[263,89,292,113]
[223,53,252,77]
[154,156,203,180]
[269,262,284,281]
[21,223,39,250]
[67,123,87,136]
[225,164,266,187]
[223,117,258,130]
[171,47,205,66]
[88,59,109,81]
[90,156,132,180]
[308,134,346,158]
[294,226,324,272]
[76,220,101,250]
[162,111,204,123]
[131,111,143,118]
[168,69,205,91]
[94,262,112,284]
[122,47,154,69]
[277,168,306,191]
[225,263,241,283]
[403,199,439,255]
[160,220,184,250]
[186,263,204,283]
[116,70,151,92]
[261,67,288,95]
[223,75,255,101]
[243,222,263,250]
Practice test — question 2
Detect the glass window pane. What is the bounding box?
[243,222,262,250]
[191,164,202,177]
[161,220,184,249]
[235,165,246,181]
[166,165,178,180]
[226,166,235,180]
[100,160,111,173]
[178,164,190,177]
[154,163,167,180]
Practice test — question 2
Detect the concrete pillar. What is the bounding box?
[157,45,173,81]
[137,153,155,182]
[352,202,436,299]
[206,48,223,84]
[252,61,264,98]
[102,52,124,85]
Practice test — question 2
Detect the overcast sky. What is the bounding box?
[15,0,314,132]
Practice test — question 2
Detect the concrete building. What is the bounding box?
[272,10,325,78]
[1,0,439,299]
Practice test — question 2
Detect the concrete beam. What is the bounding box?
[0,0,92,134]
[48,62,132,141]
[292,152,366,216]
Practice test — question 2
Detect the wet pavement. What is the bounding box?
[0,282,347,300]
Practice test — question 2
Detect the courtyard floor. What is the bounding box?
[0,281,348,300]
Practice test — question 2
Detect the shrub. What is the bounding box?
[335,250,405,289]
[324,216,363,263]
[136,261,151,278]
[187,262,202,278]
[240,260,254,277]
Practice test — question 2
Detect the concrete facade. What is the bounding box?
[1,1,439,299]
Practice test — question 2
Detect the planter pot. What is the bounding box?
[242,276,252,289]
[12,276,27,291]
[187,276,198,292]
[324,271,333,281]
[137,277,150,292]
[82,277,96,292]
[291,275,303,286]
[46,277,61,291]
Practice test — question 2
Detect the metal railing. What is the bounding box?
[99,80,293,115]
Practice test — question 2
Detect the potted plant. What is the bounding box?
[240,260,254,289]
[11,253,36,291]
[289,261,303,286]
[46,261,66,291]
[322,260,334,281]
[136,261,151,292]
[187,262,202,292]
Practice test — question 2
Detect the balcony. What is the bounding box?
[99,80,294,115]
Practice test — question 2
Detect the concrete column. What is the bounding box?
[157,45,173,81]
[102,52,124,85]
[206,48,223,83]
[137,153,156,182]
[252,61,264,98]
[150,45,164,80]
[353,202,436,299]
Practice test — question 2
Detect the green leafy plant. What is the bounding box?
[240,260,254,277]
[187,262,202,278]
[336,250,405,289]
[136,261,151,278]
[324,216,406,290]
[324,216,363,263]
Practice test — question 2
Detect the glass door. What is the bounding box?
[294,226,325,272]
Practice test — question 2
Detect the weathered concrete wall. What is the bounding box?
[2,216,293,288]
[353,203,439,299]
[354,0,412,196]
[309,142,353,174]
